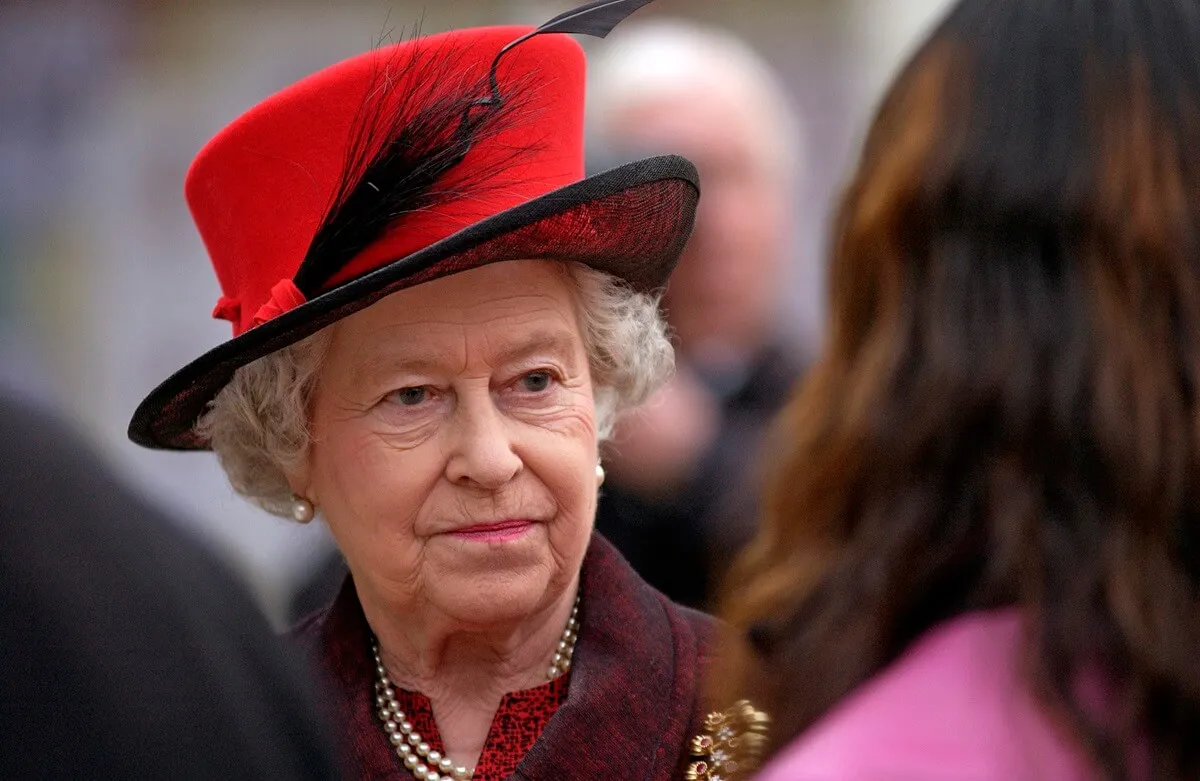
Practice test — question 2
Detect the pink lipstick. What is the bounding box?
[448,519,534,542]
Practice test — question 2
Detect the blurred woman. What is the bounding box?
[702,1,1200,780]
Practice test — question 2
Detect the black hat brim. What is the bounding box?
[129,155,698,450]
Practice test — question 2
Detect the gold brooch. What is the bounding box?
[686,700,769,780]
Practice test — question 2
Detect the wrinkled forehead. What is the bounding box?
[321,259,585,379]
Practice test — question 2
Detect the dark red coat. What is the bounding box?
[294,534,716,779]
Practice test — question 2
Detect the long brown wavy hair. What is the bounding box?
[719,2,1200,779]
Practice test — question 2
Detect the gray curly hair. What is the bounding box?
[197,262,674,518]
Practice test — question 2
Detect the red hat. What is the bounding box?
[129,19,698,450]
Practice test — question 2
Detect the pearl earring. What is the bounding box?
[290,495,315,523]
[595,462,605,486]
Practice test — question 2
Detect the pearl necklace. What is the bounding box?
[371,594,581,781]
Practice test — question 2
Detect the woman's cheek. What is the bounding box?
[320,420,426,508]
[369,402,447,450]
[504,388,596,438]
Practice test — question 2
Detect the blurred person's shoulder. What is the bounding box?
[0,387,342,780]
[0,387,259,621]
[755,610,1097,781]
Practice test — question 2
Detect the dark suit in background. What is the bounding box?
[594,341,803,608]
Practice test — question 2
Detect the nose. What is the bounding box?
[444,390,522,489]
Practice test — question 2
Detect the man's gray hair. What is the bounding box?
[198,262,673,518]
[587,17,805,178]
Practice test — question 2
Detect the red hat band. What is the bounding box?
[186,26,585,337]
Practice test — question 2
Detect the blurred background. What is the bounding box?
[0,0,953,625]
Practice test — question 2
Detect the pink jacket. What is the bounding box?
[755,610,1102,781]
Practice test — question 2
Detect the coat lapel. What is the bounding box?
[513,534,711,780]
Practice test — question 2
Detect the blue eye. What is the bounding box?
[393,387,426,406]
[521,371,552,392]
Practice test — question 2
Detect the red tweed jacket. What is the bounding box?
[293,534,716,780]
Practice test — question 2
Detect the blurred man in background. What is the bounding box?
[587,19,811,607]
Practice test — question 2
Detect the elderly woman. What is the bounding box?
[129,12,714,781]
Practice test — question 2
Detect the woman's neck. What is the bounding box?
[364,584,579,770]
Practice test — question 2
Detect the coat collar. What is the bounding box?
[514,534,711,779]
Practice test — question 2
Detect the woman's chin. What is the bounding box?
[432,582,556,628]
[423,563,564,628]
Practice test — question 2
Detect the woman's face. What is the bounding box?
[298,260,599,627]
